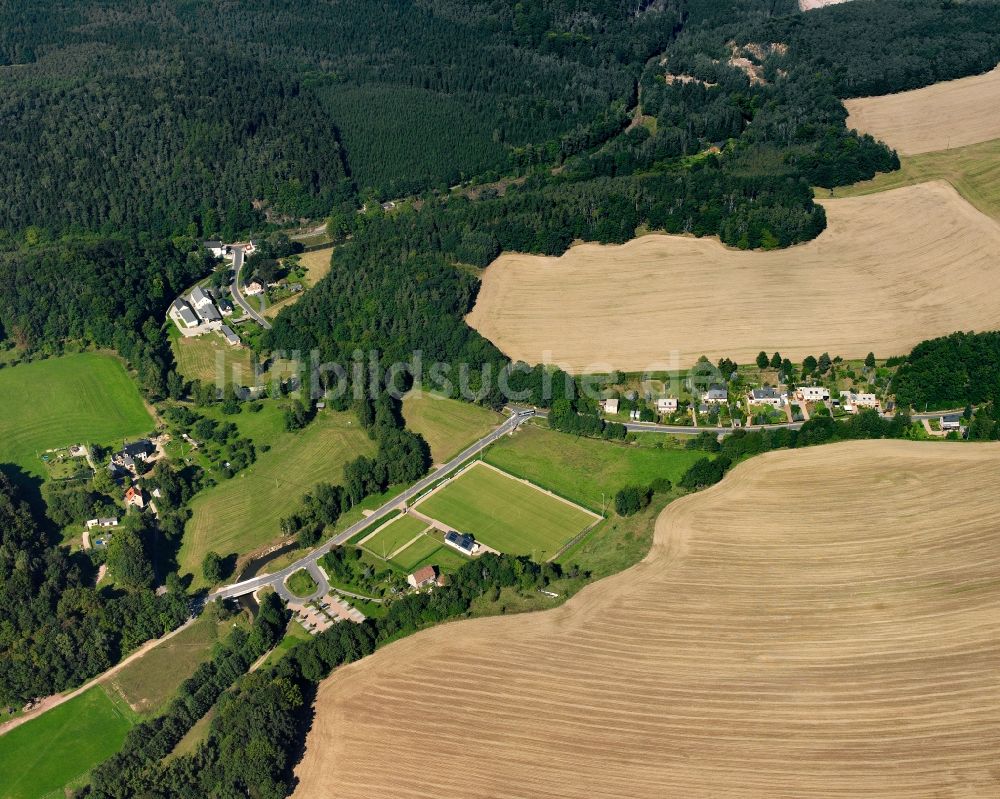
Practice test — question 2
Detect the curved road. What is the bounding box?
[229,247,271,330]
[213,402,957,600]
[212,409,535,600]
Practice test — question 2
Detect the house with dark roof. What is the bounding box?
[169,298,200,329]
[748,387,784,409]
[204,240,226,258]
[444,531,479,556]
[220,325,240,347]
[703,384,728,403]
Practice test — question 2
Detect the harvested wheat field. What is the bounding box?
[294,440,1000,799]
[466,181,1000,372]
[845,65,1000,155]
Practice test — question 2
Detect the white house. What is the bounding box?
[656,397,678,414]
[244,279,264,296]
[444,531,479,556]
[602,398,620,415]
[941,414,962,431]
[203,240,227,259]
[796,385,830,402]
[190,286,222,324]
[748,387,785,409]
[407,565,439,589]
[85,517,119,530]
[703,384,728,404]
[840,391,880,412]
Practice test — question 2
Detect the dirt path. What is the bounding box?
[292,441,1000,798]
[0,616,196,737]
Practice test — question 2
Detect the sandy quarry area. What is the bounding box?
[465,181,1000,373]
[293,440,1000,799]
[845,65,1000,155]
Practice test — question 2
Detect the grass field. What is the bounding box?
[415,462,597,558]
[401,391,503,463]
[467,181,1000,371]
[264,248,334,319]
[171,329,258,386]
[386,530,469,573]
[293,440,1000,799]
[0,353,152,478]
[826,137,1000,223]
[844,64,1000,155]
[287,569,318,598]
[107,610,244,716]
[0,686,133,799]
[361,514,429,559]
[180,411,374,584]
[485,425,706,511]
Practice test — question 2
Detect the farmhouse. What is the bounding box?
[220,325,240,347]
[797,385,830,401]
[407,565,439,589]
[601,398,620,415]
[656,397,678,414]
[703,384,728,403]
[748,387,785,409]
[444,531,479,556]
[124,485,146,509]
[169,298,200,329]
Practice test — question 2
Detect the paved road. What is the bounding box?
[229,247,272,330]
[212,409,535,600]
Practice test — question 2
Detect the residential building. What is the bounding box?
[602,398,620,415]
[122,439,155,462]
[245,279,264,296]
[204,240,226,258]
[220,325,240,347]
[444,531,479,556]
[656,397,678,414]
[840,391,880,412]
[85,517,119,529]
[703,384,728,403]
[941,414,962,431]
[190,286,222,324]
[748,387,784,409]
[797,385,830,402]
[407,565,439,589]
[169,299,200,329]
[218,297,234,315]
[124,485,146,509]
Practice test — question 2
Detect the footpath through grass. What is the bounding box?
[0,686,133,799]
[0,352,153,478]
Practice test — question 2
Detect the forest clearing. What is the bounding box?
[292,440,1000,799]
[466,181,1000,372]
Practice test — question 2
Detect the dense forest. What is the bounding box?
[0,473,189,709]
[0,237,209,398]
